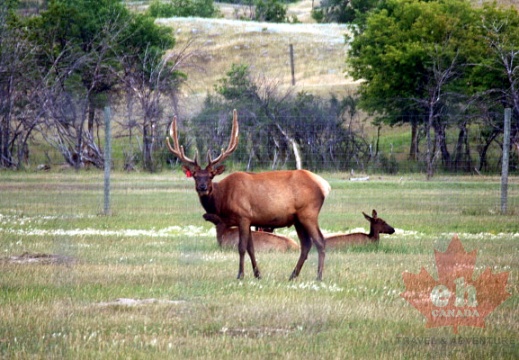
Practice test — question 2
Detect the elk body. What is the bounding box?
[325,210,395,249]
[167,110,330,280]
[203,213,300,251]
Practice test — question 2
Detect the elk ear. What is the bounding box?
[363,212,372,221]
[182,165,193,177]
[212,165,226,176]
[371,209,378,219]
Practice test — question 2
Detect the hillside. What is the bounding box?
[156,12,357,115]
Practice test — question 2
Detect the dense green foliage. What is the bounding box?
[0,0,177,171]
[347,0,519,176]
[147,0,217,18]
[254,0,287,22]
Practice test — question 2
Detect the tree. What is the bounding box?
[23,0,177,170]
[189,64,369,171]
[23,0,129,168]
[0,3,42,169]
[254,0,287,23]
[472,4,519,170]
[347,0,481,177]
[118,15,188,172]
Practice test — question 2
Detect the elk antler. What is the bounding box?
[166,115,198,167]
[207,109,239,167]
[166,110,239,168]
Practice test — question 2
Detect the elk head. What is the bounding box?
[362,209,395,236]
[166,110,239,197]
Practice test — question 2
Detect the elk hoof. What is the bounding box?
[289,270,298,281]
[236,272,244,280]
[254,269,262,279]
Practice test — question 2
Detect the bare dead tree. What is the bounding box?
[0,6,43,169]
[119,36,201,172]
[409,41,460,179]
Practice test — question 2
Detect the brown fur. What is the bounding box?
[203,213,300,251]
[325,209,395,249]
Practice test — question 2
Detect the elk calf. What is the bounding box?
[167,110,330,280]
[203,213,300,252]
[325,210,394,249]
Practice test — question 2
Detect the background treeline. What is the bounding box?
[1,0,518,176]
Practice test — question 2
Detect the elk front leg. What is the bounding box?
[237,222,261,279]
[246,232,261,279]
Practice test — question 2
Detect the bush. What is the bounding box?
[254,0,287,23]
[147,0,216,18]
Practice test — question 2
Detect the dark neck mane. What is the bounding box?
[199,182,218,214]
[368,227,378,240]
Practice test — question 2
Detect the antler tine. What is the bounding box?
[208,109,239,166]
[166,115,197,166]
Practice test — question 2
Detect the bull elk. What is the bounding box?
[325,210,395,248]
[203,213,300,251]
[167,110,331,280]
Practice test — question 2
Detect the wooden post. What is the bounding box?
[501,108,511,214]
[103,106,112,216]
[289,44,295,86]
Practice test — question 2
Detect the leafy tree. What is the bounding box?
[22,0,177,170]
[347,0,482,177]
[468,4,519,171]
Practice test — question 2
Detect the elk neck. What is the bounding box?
[368,227,378,241]
[198,182,218,214]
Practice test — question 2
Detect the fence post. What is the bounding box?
[103,106,112,216]
[501,108,511,214]
[289,44,295,86]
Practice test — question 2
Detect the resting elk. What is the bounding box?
[325,209,395,249]
[167,110,331,280]
[203,213,300,251]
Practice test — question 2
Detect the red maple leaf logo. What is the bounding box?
[401,234,511,333]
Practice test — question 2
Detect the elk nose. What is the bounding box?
[197,184,208,192]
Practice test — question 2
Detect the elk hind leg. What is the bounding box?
[289,222,312,280]
[311,227,326,281]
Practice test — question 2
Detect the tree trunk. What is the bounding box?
[453,122,471,172]
[87,99,96,136]
[477,131,498,172]
[409,120,419,161]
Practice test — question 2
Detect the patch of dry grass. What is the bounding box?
[158,14,357,114]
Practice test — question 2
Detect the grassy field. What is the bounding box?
[0,171,518,359]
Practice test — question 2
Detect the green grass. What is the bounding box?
[0,171,518,359]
